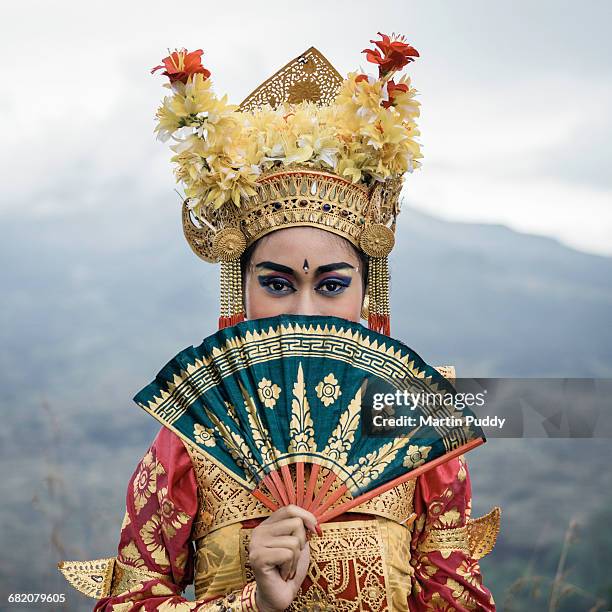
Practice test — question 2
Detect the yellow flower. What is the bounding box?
[118,541,146,568]
[140,513,169,567]
[315,373,342,407]
[288,131,339,168]
[457,558,485,590]
[155,66,422,215]
[154,74,219,142]
[390,76,421,121]
[157,486,191,539]
[133,450,164,515]
[403,444,431,469]
[336,72,386,120]
[437,508,462,528]
[193,423,216,447]
[257,377,281,408]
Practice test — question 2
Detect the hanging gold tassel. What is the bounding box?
[213,227,248,330]
[218,259,245,330]
[358,223,394,336]
[367,256,391,336]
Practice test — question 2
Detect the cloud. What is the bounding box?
[405,74,612,255]
[1,0,610,255]
[407,168,612,256]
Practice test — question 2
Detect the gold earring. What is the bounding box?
[360,292,370,320]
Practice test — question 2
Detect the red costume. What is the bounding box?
[61,426,499,611]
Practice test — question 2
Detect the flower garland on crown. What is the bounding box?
[152,33,422,218]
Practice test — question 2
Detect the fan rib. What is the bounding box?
[304,463,320,507]
[252,488,279,511]
[307,470,338,513]
[296,462,305,507]
[281,464,296,505]
[270,469,290,506]
[263,473,285,507]
[311,482,348,517]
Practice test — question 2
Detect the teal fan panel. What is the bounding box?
[133,314,483,496]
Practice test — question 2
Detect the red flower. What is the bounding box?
[363,32,419,77]
[381,79,409,109]
[151,48,211,84]
[355,74,369,83]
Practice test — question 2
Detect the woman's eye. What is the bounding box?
[257,275,350,296]
[258,277,295,294]
[316,278,350,295]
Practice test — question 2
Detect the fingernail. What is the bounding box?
[289,570,296,580]
[315,523,323,537]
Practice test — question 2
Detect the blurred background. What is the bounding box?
[1,1,611,610]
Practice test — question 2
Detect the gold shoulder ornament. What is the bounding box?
[57,557,169,599]
[57,558,115,599]
[419,505,502,560]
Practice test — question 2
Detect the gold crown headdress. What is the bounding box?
[151,33,422,335]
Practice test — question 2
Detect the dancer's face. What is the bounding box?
[244,227,365,322]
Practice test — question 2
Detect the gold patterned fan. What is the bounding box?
[133,314,486,525]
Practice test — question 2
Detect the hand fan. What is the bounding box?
[133,314,485,524]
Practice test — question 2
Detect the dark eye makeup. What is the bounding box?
[257,275,352,297]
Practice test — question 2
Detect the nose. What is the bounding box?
[290,290,320,316]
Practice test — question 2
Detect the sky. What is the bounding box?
[2,0,611,255]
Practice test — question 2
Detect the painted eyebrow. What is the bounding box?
[254,261,355,275]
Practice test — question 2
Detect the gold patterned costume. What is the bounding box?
[58,34,502,610]
[59,416,499,611]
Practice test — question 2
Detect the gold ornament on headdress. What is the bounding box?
[212,228,247,328]
[359,223,395,335]
[238,47,343,111]
[153,35,422,334]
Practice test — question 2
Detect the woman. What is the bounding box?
[58,37,500,611]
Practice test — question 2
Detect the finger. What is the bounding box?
[266,518,307,546]
[265,517,302,535]
[289,541,310,583]
[262,535,302,581]
[282,505,319,534]
[260,505,294,524]
[263,505,318,533]
[263,535,302,558]
[250,520,303,561]
[287,537,301,580]
[252,546,294,576]
[282,558,293,581]
[274,548,294,581]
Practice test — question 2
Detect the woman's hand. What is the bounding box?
[249,505,319,612]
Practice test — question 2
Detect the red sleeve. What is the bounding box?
[93,427,258,611]
[408,456,497,611]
